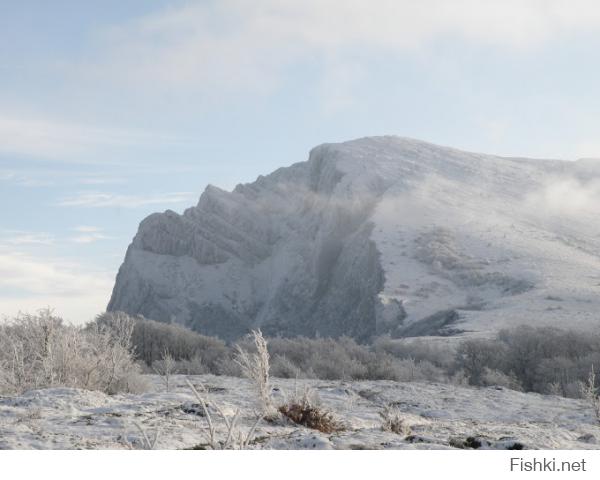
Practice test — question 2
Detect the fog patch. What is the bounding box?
[525,176,600,216]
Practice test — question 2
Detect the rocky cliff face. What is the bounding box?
[108,136,600,341]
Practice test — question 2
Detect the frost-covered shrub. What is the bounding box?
[363,352,406,381]
[374,356,440,383]
[455,338,505,386]
[173,354,209,375]
[234,330,274,414]
[153,349,176,392]
[310,352,370,380]
[498,326,600,393]
[270,354,305,379]
[454,326,600,397]
[581,366,600,424]
[373,336,455,369]
[98,313,229,372]
[379,405,412,436]
[480,368,522,391]
[263,336,452,382]
[268,337,374,380]
[0,309,145,395]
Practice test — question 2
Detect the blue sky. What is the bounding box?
[2,0,600,322]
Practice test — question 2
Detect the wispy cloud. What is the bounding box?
[0,170,56,187]
[83,0,600,95]
[56,191,195,208]
[68,226,113,244]
[0,113,186,162]
[70,234,111,244]
[0,230,55,246]
[77,176,126,185]
[73,226,103,233]
[0,167,129,188]
[0,227,114,248]
[0,250,113,323]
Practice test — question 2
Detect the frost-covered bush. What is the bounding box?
[454,326,600,397]
[234,335,452,382]
[0,309,145,395]
[455,338,506,385]
[480,368,522,391]
[497,326,600,393]
[373,336,455,369]
[270,354,305,379]
[267,336,374,380]
[379,405,412,436]
[153,349,176,392]
[172,354,209,375]
[581,366,600,424]
[234,329,274,414]
[98,313,229,373]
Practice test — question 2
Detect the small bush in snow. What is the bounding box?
[270,354,304,379]
[278,388,343,433]
[379,405,412,436]
[0,309,145,395]
[581,365,600,424]
[480,368,521,391]
[153,349,176,392]
[99,313,229,373]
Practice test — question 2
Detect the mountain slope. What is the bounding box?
[108,136,600,340]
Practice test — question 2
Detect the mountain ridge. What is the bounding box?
[108,136,600,341]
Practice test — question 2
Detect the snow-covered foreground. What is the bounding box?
[1,374,599,450]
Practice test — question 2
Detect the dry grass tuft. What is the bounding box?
[379,405,412,436]
[234,329,274,415]
[278,389,344,434]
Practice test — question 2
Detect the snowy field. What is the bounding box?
[1,374,599,450]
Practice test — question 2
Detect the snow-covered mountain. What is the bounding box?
[108,136,600,341]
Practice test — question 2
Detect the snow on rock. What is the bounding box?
[108,136,600,340]
[1,375,599,450]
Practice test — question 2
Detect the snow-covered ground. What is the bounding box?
[1,375,599,450]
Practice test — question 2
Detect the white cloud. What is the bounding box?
[0,251,114,324]
[86,0,600,93]
[0,230,55,246]
[0,169,57,187]
[0,168,130,188]
[0,227,113,248]
[77,176,126,185]
[68,226,113,244]
[70,234,111,244]
[56,191,195,208]
[73,225,102,233]
[0,113,185,161]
